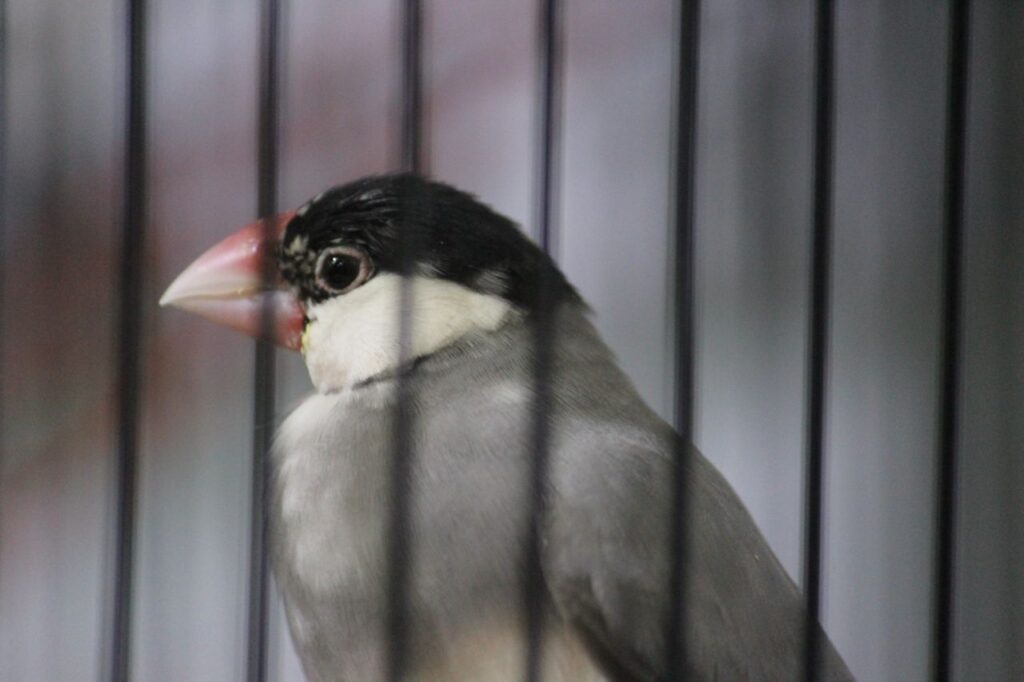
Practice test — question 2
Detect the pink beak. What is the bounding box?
[159,212,305,350]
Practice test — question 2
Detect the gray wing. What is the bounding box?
[542,424,855,681]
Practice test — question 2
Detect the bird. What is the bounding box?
[160,173,855,681]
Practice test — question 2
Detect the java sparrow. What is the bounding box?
[161,174,854,681]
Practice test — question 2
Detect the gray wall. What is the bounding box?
[1,2,1020,681]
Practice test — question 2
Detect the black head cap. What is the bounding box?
[278,173,581,312]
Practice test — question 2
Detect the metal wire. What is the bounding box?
[666,1,700,679]
[522,2,562,681]
[401,0,424,175]
[932,1,971,679]
[386,2,423,680]
[802,1,836,680]
[0,0,6,615]
[108,0,147,679]
[245,0,282,680]
[532,0,560,258]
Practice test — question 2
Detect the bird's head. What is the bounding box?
[160,173,579,392]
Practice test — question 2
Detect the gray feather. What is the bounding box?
[269,303,854,681]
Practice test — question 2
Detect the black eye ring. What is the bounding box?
[314,246,373,295]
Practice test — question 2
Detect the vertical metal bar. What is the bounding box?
[246,0,281,680]
[523,1,562,680]
[666,0,700,679]
[401,0,423,175]
[0,0,6,583]
[802,1,835,680]
[932,1,970,680]
[108,0,147,679]
[533,0,560,257]
[387,2,422,680]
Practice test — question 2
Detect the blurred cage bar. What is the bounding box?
[245,1,282,681]
[2,1,1021,681]
[801,1,836,679]
[385,1,422,680]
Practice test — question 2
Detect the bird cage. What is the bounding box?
[0,2,1020,681]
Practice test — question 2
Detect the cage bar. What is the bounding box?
[801,0,836,680]
[107,0,147,679]
[245,0,282,681]
[522,1,563,680]
[533,0,560,258]
[401,0,424,174]
[0,0,6,595]
[932,1,970,680]
[665,1,701,679]
[386,1,424,680]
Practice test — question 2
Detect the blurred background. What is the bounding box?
[0,1,1021,680]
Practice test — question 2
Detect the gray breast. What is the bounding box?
[268,317,590,680]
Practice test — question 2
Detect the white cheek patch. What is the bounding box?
[302,274,512,393]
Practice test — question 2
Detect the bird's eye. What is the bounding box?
[315,247,372,294]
